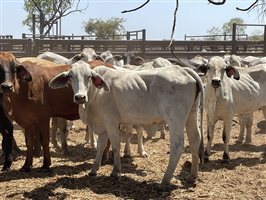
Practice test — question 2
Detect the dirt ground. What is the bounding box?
[0,110,265,200]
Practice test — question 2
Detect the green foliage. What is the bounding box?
[83,17,126,39]
[222,17,246,35]
[23,0,84,36]
[249,29,264,40]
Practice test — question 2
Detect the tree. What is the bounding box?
[221,18,246,36]
[23,0,88,37]
[83,17,126,40]
[249,29,264,40]
[206,26,222,40]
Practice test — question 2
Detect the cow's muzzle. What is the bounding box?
[74,94,86,104]
[211,79,221,88]
[1,83,13,93]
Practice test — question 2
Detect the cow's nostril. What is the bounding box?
[75,94,86,102]
[1,83,13,93]
[211,79,221,88]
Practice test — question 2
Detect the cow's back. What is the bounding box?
[94,66,197,125]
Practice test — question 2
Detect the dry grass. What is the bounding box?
[0,110,265,200]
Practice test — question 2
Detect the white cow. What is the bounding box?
[37,49,98,150]
[49,60,205,188]
[201,56,266,163]
[37,48,98,65]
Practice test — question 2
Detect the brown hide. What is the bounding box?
[0,53,79,171]
[0,52,113,171]
[87,60,114,69]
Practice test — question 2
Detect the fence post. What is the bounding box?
[141,29,146,58]
[232,23,237,54]
[126,31,130,40]
[263,25,266,56]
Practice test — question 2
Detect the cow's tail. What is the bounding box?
[183,67,205,165]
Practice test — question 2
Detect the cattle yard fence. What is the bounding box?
[1,24,266,59]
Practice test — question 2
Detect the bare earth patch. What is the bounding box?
[0,110,265,200]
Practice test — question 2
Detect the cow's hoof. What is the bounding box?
[222,152,230,164]
[204,156,209,163]
[110,171,121,178]
[20,166,31,172]
[140,152,148,158]
[39,166,52,173]
[186,175,197,184]
[123,154,131,158]
[1,165,11,171]
[88,171,97,176]
[235,139,243,144]
[221,159,230,164]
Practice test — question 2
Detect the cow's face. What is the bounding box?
[0,52,18,93]
[204,56,240,89]
[49,60,109,104]
[0,52,32,93]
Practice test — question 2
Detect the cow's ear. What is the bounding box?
[49,72,70,89]
[225,66,240,80]
[71,54,82,63]
[91,71,110,93]
[197,64,209,76]
[16,65,32,81]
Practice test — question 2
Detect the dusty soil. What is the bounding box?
[0,111,265,200]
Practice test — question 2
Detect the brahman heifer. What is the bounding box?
[49,60,205,188]
[37,49,99,152]
[201,56,266,163]
[0,52,80,172]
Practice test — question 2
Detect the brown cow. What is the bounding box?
[0,53,113,171]
[0,53,79,171]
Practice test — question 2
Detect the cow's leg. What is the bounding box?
[161,121,185,187]
[33,130,41,157]
[261,107,266,133]
[0,122,14,171]
[204,115,216,163]
[50,117,60,149]
[85,125,97,149]
[21,124,37,172]
[0,109,14,171]
[160,124,166,139]
[102,139,111,164]
[68,120,75,130]
[57,118,69,155]
[185,109,201,183]
[12,136,21,155]
[244,113,253,144]
[123,125,133,158]
[39,119,51,172]
[222,117,233,163]
[107,126,122,177]
[136,126,148,157]
[237,115,246,144]
[89,132,108,176]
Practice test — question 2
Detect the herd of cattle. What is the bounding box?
[0,48,266,188]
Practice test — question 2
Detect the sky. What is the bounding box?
[0,0,265,40]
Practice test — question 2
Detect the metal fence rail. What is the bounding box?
[0,38,265,59]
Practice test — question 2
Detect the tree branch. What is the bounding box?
[208,0,226,5]
[236,0,258,11]
[121,0,150,13]
[168,0,179,48]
